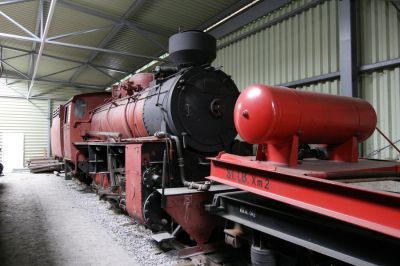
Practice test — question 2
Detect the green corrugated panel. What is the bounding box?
[0,1,37,34]
[135,0,239,32]
[214,0,339,92]
[298,79,340,95]
[359,0,400,65]
[361,67,400,160]
[72,0,132,17]
[359,0,400,160]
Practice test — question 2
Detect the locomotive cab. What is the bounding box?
[61,92,110,178]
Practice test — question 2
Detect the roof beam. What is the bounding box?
[28,0,43,90]
[2,71,105,89]
[47,24,116,41]
[0,9,38,38]
[6,80,23,86]
[88,64,119,83]
[208,0,291,39]
[3,52,31,61]
[27,0,57,99]
[0,33,165,61]
[1,45,130,73]
[216,0,325,50]
[55,0,171,37]
[0,0,34,7]
[46,40,165,60]
[392,1,400,11]
[37,65,82,79]
[126,22,168,51]
[67,0,157,83]
[0,59,30,79]
[0,32,39,42]
[197,0,251,30]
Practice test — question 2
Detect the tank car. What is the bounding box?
[207,84,400,265]
[52,31,240,253]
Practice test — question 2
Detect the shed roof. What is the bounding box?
[0,0,250,99]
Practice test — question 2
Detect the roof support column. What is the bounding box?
[27,0,57,99]
[339,0,358,97]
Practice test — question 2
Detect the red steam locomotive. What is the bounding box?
[51,31,400,265]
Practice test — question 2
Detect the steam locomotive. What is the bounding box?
[51,31,400,265]
[51,30,241,248]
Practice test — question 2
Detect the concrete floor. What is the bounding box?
[0,172,140,266]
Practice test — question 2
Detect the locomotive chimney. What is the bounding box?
[168,30,216,67]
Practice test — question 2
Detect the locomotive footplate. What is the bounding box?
[156,185,237,258]
[206,191,400,265]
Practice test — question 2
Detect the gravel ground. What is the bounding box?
[0,172,181,266]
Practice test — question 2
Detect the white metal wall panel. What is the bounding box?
[0,97,49,166]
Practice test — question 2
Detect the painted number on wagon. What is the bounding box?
[225,169,270,190]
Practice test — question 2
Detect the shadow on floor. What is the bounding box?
[0,181,57,266]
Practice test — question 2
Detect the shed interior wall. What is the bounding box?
[214,0,399,160]
[0,0,399,166]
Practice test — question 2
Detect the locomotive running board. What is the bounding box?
[207,153,400,239]
[156,184,236,196]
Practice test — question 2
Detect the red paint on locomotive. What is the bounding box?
[112,73,154,98]
[62,93,110,163]
[125,144,146,223]
[89,89,150,140]
[51,105,64,159]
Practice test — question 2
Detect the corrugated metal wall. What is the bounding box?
[0,97,49,166]
[0,80,100,167]
[214,0,400,160]
[214,0,339,92]
[362,67,400,160]
[359,0,400,160]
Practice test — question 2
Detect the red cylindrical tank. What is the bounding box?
[234,84,377,145]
